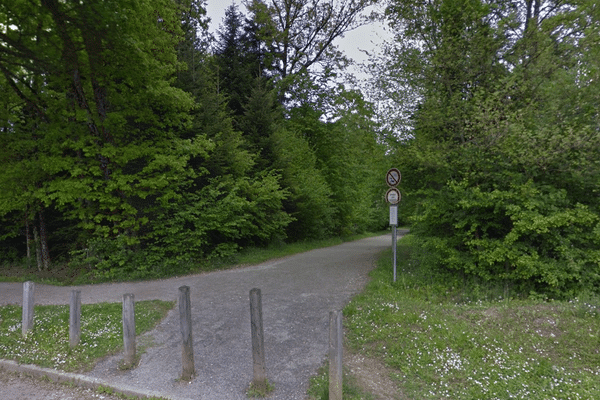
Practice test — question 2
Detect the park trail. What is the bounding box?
[0,233,404,400]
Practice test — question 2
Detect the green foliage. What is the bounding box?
[69,235,144,281]
[186,173,291,253]
[0,0,390,280]
[214,4,263,118]
[287,94,388,236]
[69,172,292,280]
[412,181,600,297]
[317,91,389,234]
[271,126,334,240]
[234,231,385,267]
[0,0,204,261]
[381,0,600,296]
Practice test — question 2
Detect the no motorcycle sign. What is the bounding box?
[386,168,401,187]
[385,168,401,205]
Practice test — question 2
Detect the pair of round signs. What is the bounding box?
[385,168,401,204]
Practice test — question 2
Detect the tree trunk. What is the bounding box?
[33,226,43,272]
[25,216,32,268]
[38,210,51,270]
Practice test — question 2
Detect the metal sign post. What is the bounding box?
[385,169,402,283]
[390,205,398,282]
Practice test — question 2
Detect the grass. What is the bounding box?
[0,300,174,372]
[307,361,376,400]
[341,234,600,399]
[246,379,275,398]
[0,231,389,286]
[233,231,388,267]
[95,384,169,400]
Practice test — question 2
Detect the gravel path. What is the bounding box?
[0,233,402,399]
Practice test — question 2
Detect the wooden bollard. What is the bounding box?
[329,310,343,400]
[179,286,195,380]
[69,290,81,347]
[22,281,35,337]
[250,288,267,391]
[122,293,136,367]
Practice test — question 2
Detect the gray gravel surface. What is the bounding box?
[0,233,402,399]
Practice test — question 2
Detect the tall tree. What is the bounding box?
[289,88,388,235]
[175,0,211,97]
[245,0,375,102]
[0,0,206,270]
[379,0,600,296]
[155,1,293,262]
[214,4,260,118]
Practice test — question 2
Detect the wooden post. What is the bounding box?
[250,288,267,391]
[329,310,343,400]
[179,286,195,380]
[122,293,136,367]
[22,281,35,336]
[69,290,81,347]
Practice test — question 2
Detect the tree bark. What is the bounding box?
[25,215,32,268]
[33,226,43,272]
[38,210,50,270]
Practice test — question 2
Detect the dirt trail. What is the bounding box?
[0,233,404,399]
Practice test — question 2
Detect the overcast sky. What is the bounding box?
[203,0,390,80]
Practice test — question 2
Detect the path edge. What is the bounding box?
[0,358,188,400]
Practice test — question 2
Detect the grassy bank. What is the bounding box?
[339,234,600,399]
[233,231,388,266]
[0,231,388,286]
[0,300,174,372]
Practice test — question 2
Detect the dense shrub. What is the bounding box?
[411,180,600,297]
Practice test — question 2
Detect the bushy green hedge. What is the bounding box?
[411,180,600,298]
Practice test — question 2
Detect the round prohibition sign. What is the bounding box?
[386,168,401,187]
[386,188,401,204]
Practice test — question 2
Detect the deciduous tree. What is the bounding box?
[246,0,375,102]
[0,0,206,269]
[380,0,600,296]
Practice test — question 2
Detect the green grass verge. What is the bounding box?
[233,231,389,267]
[0,300,174,372]
[307,362,376,400]
[0,231,390,286]
[342,234,600,399]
